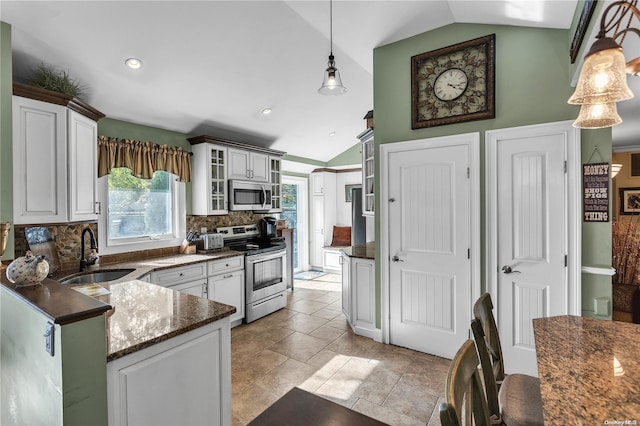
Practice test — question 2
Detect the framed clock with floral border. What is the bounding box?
[411,34,495,129]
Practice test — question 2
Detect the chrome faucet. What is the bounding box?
[80,228,98,271]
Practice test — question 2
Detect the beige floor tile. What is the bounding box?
[287,298,328,315]
[268,331,330,362]
[309,324,346,342]
[231,272,454,426]
[383,381,440,421]
[276,312,329,334]
[352,398,425,426]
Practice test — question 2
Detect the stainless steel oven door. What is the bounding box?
[245,249,286,303]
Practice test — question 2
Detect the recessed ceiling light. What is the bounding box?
[125,58,142,69]
[329,131,336,137]
[261,108,272,115]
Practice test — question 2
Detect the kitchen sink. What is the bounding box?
[60,268,136,285]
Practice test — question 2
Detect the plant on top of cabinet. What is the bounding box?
[28,62,87,99]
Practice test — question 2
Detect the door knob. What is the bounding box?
[391,255,404,263]
[501,265,521,274]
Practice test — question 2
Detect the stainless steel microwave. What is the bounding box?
[228,180,272,211]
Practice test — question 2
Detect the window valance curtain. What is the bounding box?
[97,136,192,182]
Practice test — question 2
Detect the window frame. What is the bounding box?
[97,171,186,255]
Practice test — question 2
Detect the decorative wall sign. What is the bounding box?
[411,34,495,129]
[583,162,610,222]
[620,187,640,215]
[345,184,361,202]
[570,0,598,64]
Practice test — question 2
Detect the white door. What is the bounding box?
[487,121,580,376]
[387,143,471,358]
[310,195,325,268]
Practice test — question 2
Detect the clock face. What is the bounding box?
[411,34,495,129]
[434,68,468,101]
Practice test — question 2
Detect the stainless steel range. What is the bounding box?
[216,223,287,323]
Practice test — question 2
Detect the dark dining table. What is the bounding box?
[248,387,388,426]
[533,315,640,424]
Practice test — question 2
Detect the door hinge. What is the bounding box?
[467,167,470,178]
[467,248,470,259]
[564,161,567,173]
[565,254,568,267]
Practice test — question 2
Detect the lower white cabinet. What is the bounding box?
[150,263,207,287]
[107,318,231,426]
[208,270,244,324]
[341,254,379,341]
[171,280,208,298]
[323,247,342,273]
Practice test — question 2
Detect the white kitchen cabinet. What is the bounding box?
[269,156,282,212]
[227,148,269,182]
[309,171,336,269]
[340,252,351,322]
[341,254,378,340]
[107,318,231,426]
[171,280,208,298]
[150,263,208,287]
[12,94,101,224]
[351,257,375,331]
[191,143,228,215]
[208,270,244,324]
[323,247,342,273]
[359,128,374,216]
[208,255,245,326]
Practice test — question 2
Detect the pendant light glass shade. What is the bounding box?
[573,101,623,129]
[568,41,634,105]
[611,163,623,178]
[318,54,347,95]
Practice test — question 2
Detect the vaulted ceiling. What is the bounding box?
[3,1,637,162]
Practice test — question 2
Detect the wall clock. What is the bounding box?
[411,34,495,129]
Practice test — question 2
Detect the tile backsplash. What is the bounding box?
[13,212,271,272]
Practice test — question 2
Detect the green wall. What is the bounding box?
[0,22,13,260]
[327,141,362,167]
[373,23,612,324]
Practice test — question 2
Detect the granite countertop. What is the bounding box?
[340,241,376,259]
[3,251,243,361]
[51,250,244,283]
[96,280,235,361]
[533,315,640,423]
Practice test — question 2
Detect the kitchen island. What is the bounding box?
[1,271,236,426]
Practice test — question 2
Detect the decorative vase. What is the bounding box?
[6,250,49,286]
[0,222,9,258]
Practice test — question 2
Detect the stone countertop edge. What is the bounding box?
[102,280,236,362]
[339,241,376,260]
[0,275,112,325]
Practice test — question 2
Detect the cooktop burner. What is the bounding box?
[217,224,285,255]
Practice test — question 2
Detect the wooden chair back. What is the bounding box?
[473,293,505,385]
[439,339,492,426]
[471,319,501,423]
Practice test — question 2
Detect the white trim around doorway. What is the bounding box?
[380,133,481,345]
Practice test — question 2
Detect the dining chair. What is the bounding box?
[439,339,492,426]
[472,293,544,426]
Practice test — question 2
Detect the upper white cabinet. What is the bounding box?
[188,136,285,215]
[191,143,228,215]
[358,128,374,216]
[228,148,269,182]
[12,84,104,225]
[311,172,326,195]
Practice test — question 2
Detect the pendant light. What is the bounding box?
[318,0,347,95]
[568,0,640,128]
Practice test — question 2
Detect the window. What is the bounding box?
[276,176,308,272]
[98,168,185,254]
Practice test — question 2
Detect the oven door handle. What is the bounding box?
[246,249,286,264]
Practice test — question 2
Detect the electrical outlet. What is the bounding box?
[44,322,55,356]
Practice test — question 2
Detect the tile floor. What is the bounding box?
[231,273,449,425]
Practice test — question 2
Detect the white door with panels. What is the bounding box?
[486,121,580,376]
[385,134,479,359]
